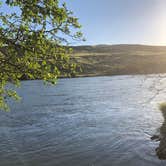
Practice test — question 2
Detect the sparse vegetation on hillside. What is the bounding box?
[72,45,166,77]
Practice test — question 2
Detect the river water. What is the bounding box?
[1,75,166,166]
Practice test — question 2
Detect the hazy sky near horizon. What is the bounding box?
[67,0,166,46]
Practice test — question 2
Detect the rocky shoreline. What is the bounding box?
[151,103,166,159]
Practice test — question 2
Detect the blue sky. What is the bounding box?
[67,0,166,46]
[1,0,166,46]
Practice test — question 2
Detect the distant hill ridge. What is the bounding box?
[70,44,166,77]
[72,44,166,53]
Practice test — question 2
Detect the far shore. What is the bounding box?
[71,44,166,78]
[21,44,166,80]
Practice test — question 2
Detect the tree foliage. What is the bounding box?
[0,0,83,110]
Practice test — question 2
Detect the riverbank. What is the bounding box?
[20,44,166,80]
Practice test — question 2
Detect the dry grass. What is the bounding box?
[72,44,166,77]
[159,103,166,118]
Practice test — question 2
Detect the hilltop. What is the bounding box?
[71,44,166,77]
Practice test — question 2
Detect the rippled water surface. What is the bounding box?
[1,75,166,166]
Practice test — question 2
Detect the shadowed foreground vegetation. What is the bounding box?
[72,44,166,77]
[151,103,166,159]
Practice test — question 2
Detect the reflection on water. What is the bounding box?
[1,75,166,165]
[152,103,166,159]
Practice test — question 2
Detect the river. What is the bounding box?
[1,75,166,166]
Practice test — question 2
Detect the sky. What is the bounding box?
[1,0,166,46]
[67,0,166,46]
